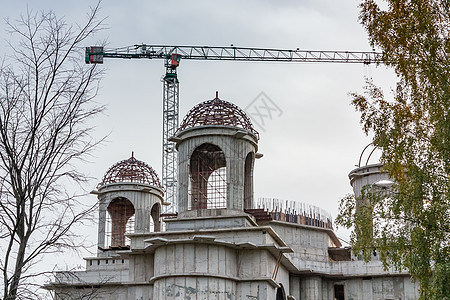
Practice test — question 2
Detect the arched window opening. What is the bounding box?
[244,152,254,209]
[105,198,135,248]
[151,202,161,232]
[189,143,227,209]
[276,284,286,300]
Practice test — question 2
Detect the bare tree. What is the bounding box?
[0,3,105,299]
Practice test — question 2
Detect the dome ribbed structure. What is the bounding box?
[99,154,162,188]
[177,96,259,138]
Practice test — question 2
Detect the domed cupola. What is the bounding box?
[98,153,163,188]
[94,153,164,253]
[173,93,259,218]
[177,92,259,138]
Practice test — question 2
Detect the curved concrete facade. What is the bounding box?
[348,163,390,197]
[152,243,238,298]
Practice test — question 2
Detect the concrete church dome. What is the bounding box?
[98,153,162,188]
[177,92,259,138]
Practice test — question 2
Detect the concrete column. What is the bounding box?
[97,207,106,251]
[301,276,322,299]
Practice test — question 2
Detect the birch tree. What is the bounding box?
[337,1,449,299]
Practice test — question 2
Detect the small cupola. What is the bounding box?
[94,153,164,252]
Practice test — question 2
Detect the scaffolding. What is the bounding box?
[105,198,135,248]
[189,144,227,210]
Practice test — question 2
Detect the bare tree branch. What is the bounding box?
[0,2,106,299]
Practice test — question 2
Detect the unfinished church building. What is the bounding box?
[48,95,419,299]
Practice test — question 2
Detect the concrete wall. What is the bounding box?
[153,276,236,299]
[52,269,129,300]
[152,243,238,299]
[85,257,129,271]
[127,285,153,300]
[270,222,333,262]
[150,239,289,299]
[54,286,128,300]
[129,253,154,282]
[238,249,286,283]
[291,275,334,300]
[55,260,129,285]
[236,281,275,299]
[154,244,238,278]
[342,276,419,300]
[289,275,419,300]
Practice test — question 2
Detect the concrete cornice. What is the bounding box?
[149,273,280,288]
[137,234,292,254]
[127,225,289,247]
[92,182,165,197]
[171,125,259,149]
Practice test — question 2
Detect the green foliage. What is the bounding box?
[337,0,449,299]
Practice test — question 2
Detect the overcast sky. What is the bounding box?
[0,0,397,273]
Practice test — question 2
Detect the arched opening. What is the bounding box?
[276,284,286,300]
[244,152,254,209]
[151,202,161,232]
[106,197,135,248]
[189,143,227,209]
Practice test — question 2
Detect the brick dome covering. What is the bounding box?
[99,154,162,188]
[177,96,259,138]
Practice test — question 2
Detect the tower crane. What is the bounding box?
[85,44,382,215]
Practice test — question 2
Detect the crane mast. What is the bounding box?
[85,44,381,215]
[161,56,179,215]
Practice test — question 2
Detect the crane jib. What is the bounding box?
[85,46,382,65]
